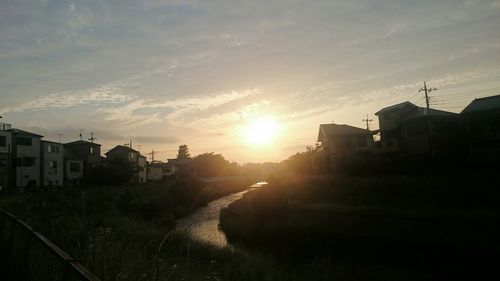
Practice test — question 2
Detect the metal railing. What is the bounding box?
[0,209,101,281]
[0,122,11,131]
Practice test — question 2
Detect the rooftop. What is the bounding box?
[65,140,102,146]
[317,123,370,142]
[8,128,43,137]
[400,107,457,121]
[461,95,500,114]
[375,101,418,115]
[105,145,139,156]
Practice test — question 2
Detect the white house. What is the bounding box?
[0,123,12,190]
[41,140,64,187]
[10,129,43,188]
[147,162,176,181]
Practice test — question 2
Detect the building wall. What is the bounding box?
[65,160,83,184]
[147,164,175,181]
[0,131,11,189]
[138,156,147,183]
[41,141,64,187]
[328,134,372,159]
[13,134,41,187]
[64,142,101,180]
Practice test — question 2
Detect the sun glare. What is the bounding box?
[244,117,279,146]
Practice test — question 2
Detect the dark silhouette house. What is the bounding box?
[64,140,102,182]
[105,145,147,183]
[375,101,463,158]
[461,95,500,160]
[317,123,374,169]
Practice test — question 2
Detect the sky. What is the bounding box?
[1,0,500,163]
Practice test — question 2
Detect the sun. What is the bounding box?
[243,117,279,146]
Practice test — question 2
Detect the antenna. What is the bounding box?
[88,133,97,143]
[362,114,373,130]
[79,129,85,140]
[418,81,438,109]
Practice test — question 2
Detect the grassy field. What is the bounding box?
[2,173,498,280]
[0,176,431,281]
[220,172,500,279]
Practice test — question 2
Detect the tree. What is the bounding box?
[193,152,239,177]
[177,144,190,159]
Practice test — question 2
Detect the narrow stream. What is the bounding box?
[176,182,267,247]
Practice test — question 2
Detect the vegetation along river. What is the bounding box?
[176,181,268,247]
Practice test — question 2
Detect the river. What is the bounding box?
[175,181,267,247]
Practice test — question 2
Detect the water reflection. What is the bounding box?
[176,182,267,247]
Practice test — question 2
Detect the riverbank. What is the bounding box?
[220,172,500,279]
[0,177,425,281]
[0,177,255,281]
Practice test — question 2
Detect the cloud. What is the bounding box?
[99,88,262,127]
[2,89,131,113]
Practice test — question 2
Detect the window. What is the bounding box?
[0,136,6,147]
[89,146,94,155]
[47,144,60,153]
[48,161,58,175]
[69,162,81,172]
[17,137,32,146]
[16,157,36,167]
[130,152,135,159]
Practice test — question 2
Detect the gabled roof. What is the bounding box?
[400,107,457,122]
[375,101,418,115]
[461,95,500,114]
[8,128,43,138]
[65,140,102,146]
[317,124,369,142]
[105,145,139,156]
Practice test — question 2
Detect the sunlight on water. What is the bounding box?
[176,182,267,247]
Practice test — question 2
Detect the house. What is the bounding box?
[317,123,374,168]
[0,122,12,191]
[147,162,176,181]
[105,145,147,183]
[375,102,463,158]
[461,95,500,160]
[64,140,102,182]
[9,129,43,188]
[167,158,195,177]
[138,155,147,183]
[41,140,64,187]
[374,102,418,154]
[64,148,83,186]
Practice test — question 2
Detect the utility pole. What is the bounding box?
[88,133,97,143]
[150,149,155,163]
[57,134,63,143]
[419,81,437,109]
[362,114,373,130]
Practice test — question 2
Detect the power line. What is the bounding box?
[439,75,500,90]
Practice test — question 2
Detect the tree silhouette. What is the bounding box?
[193,152,239,176]
[177,144,190,159]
